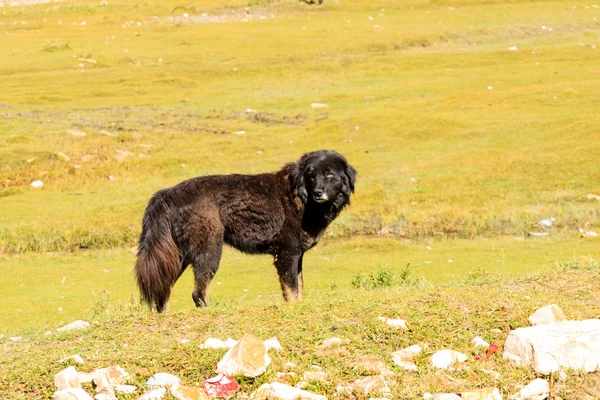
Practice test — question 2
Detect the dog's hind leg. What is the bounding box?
[191,239,222,307]
[274,252,302,302]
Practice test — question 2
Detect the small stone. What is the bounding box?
[377,317,408,330]
[66,129,86,137]
[392,344,422,371]
[55,366,81,390]
[264,337,282,351]
[30,180,44,188]
[508,46,518,51]
[351,356,390,374]
[146,373,181,388]
[284,362,297,371]
[249,382,326,400]
[472,336,490,348]
[171,383,211,400]
[528,304,567,326]
[392,344,422,361]
[114,385,137,394]
[302,370,326,383]
[53,388,94,400]
[275,371,295,383]
[94,394,116,400]
[461,388,502,400]
[199,338,229,349]
[352,376,391,396]
[216,334,270,378]
[321,337,348,348]
[57,152,71,162]
[430,350,467,369]
[432,395,461,400]
[56,320,90,333]
[115,150,134,162]
[139,388,167,400]
[310,103,329,109]
[510,378,549,399]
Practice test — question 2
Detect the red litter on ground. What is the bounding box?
[475,343,499,361]
[202,374,239,398]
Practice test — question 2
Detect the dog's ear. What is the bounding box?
[344,162,357,193]
[290,156,308,205]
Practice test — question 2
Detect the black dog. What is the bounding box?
[135,149,356,312]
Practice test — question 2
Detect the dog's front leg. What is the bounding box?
[274,252,302,302]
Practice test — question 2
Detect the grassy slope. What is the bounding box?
[1,0,599,252]
[1,235,599,332]
[2,267,600,398]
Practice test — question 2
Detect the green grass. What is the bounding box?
[1,0,599,252]
[2,235,599,332]
[3,267,600,398]
[1,0,600,396]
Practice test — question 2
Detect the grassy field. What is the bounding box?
[1,0,600,397]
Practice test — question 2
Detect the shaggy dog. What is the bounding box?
[135,149,356,312]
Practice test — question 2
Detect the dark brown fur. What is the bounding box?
[135,149,356,312]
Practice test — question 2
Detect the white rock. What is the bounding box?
[302,370,327,382]
[503,319,600,374]
[461,388,503,400]
[377,316,408,330]
[538,218,554,228]
[392,344,422,360]
[472,336,490,348]
[580,229,599,237]
[510,378,549,399]
[146,372,181,388]
[432,394,461,400]
[392,344,421,370]
[310,103,329,109]
[31,180,44,188]
[66,129,87,137]
[430,350,467,369]
[199,338,229,349]
[264,337,282,351]
[284,362,297,371]
[394,359,417,371]
[216,333,271,378]
[528,304,567,326]
[53,388,94,400]
[321,337,347,348]
[139,388,167,400]
[508,46,518,51]
[94,394,116,400]
[57,152,71,162]
[54,366,81,390]
[249,382,326,400]
[56,320,90,333]
[352,376,391,396]
[114,385,137,394]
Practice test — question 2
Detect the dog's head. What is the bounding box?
[290,150,356,207]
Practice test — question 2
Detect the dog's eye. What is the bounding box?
[325,172,334,178]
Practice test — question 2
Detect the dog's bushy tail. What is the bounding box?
[135,193,181,313]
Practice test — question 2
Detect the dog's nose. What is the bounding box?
[313,189,323,197]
